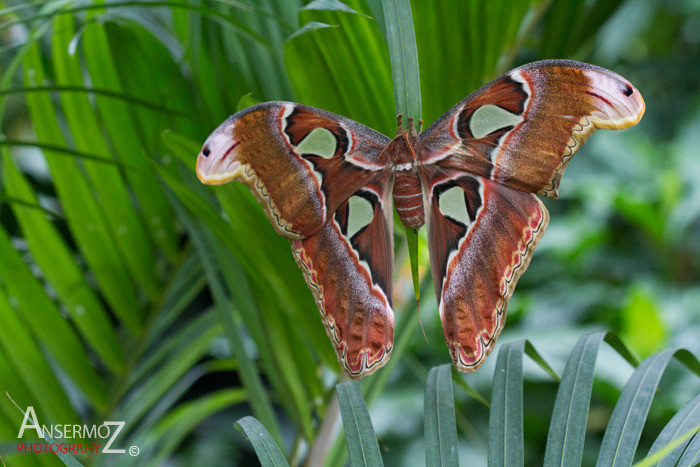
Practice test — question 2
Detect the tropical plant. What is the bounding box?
[0,0,698,466]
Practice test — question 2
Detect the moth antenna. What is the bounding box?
[418,119,423,133]
[396,114,403,135]
[408,117,417,137]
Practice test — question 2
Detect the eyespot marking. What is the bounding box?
[468,104,522,139]
[438,186,470,226]
[347,195,374,239]
[295,127,338,159]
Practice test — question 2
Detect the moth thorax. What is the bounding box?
[393,170,425,229]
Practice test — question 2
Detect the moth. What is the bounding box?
[196,60,645,379]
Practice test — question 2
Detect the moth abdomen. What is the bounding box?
[393,170,424,229]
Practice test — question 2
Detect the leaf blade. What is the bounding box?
[488,340,524,467]
[544,331,607,466]
[425,364,459,467]
[336,381,383,467]
[235,416,289,467]
[597,349,700,467]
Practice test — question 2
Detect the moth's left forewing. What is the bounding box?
[198,102,395,379]
[421,167,548,371]
[196,102,390,239]
[290,174,395,379]
[418,60,645,198]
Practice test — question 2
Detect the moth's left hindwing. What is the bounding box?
[291,176,395,379]
[197,102,395,379]
[197,102,391,239]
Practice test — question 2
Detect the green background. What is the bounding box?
[0,0,699,465]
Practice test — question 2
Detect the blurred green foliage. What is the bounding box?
[0,0,698,465]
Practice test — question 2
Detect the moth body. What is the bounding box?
[387,128,425,229]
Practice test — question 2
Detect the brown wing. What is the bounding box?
[197,102,391,239]
[290,175,394,379]
[417,60,645,198]
[421,166,548,371]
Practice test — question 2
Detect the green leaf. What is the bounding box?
[23,42,142,331]
[303,0,363,15]
[0,226,108,409]
[0,85,184,114]
[380,0,421,121]
[644,393,700,466]
[676,429,700,466]
[0,288,78,426]
[489,340,524,467]
[1,152,124,375]
[544,331,608,466]
[405,227,420,301]
[412,0,541,124]
[524,341,561,382]
[6,394,84,467]
[143,389,247,464]
[378,0,422,297]
[287,20,338,41]
[82,16,179,261]
[0,1,269,46]
[424,364,459,467]
[634,425,700,467]
[452,367,490,408]
[285,0,394,134]
[597,349,700,467]
[336,381,383,466]
[113,312,221,427]
[236,92,263,111]
[235,416,289,467]
[171,195,283,443]
[51,13,160,300]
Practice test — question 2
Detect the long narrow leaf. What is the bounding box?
[378,0,422,293]
[144,389,247,464]
[82,14,178,260]
[634,424,700,467]
[0,226,107,409]
[171,194,282,443]
[424,364,459,467]
[285,0,392,134]
[676,429,700,466]
[23,43,142,331]
[52,14,160,300]
[488,340,524,467]
[544,331,608,466]
[380,0,420,121]
[597,349,700,466]
[646,393,700,466]
[235,416,289,467]
[1,153,124,375]
[336,381,383,466]
[0,288,77,425]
